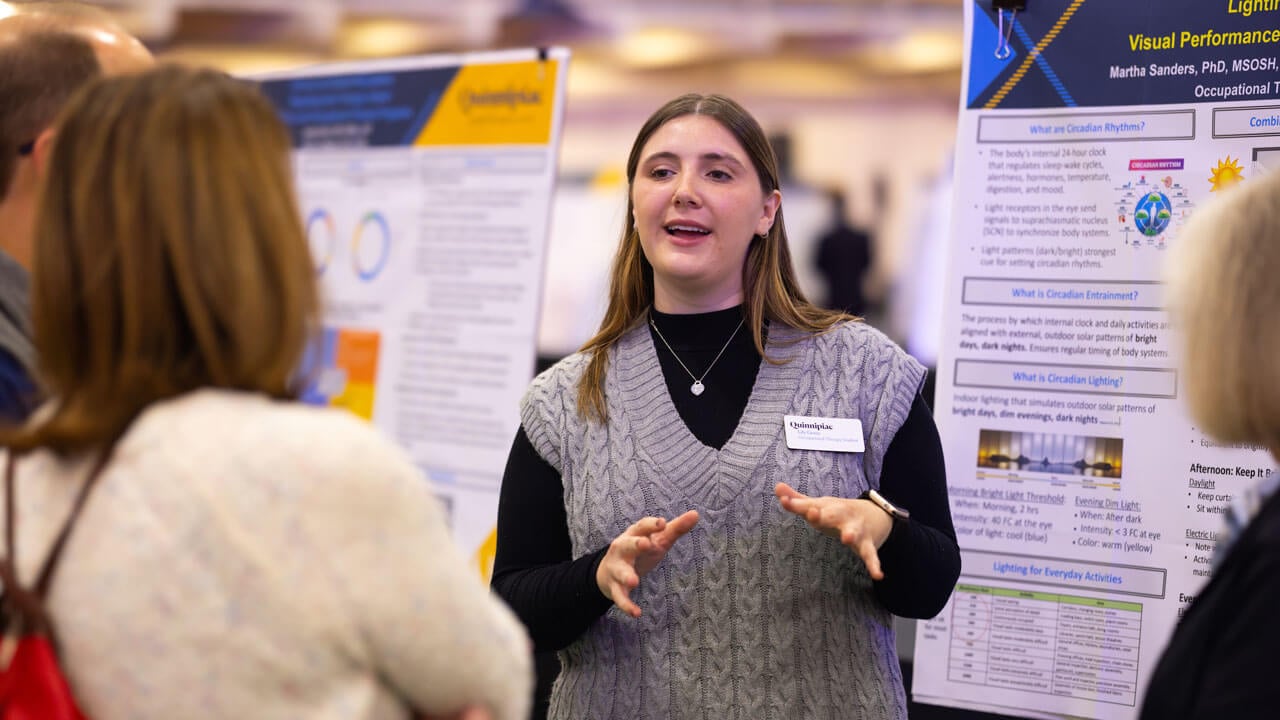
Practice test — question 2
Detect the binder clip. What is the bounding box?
[993,0,1026,60]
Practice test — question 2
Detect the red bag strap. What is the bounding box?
[2,439,121,637]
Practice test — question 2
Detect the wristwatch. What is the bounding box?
[860,489,910,521]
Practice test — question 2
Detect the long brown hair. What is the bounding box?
[2,65,318,453]
[577,93,852,422]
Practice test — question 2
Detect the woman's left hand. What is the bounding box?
[775,482,894,580]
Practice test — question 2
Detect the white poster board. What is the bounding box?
[913,3,1276,718]
[257,48,570,575]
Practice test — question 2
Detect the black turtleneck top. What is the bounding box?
[493,306,959,652]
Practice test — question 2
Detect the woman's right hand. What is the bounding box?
[595,510,700,618]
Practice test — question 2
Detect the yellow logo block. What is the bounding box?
[416,60,560,146]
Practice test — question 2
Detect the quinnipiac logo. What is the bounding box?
[458,86,543,113]
[789,420,834,431]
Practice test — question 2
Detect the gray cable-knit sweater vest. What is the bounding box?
[521,320,925,720]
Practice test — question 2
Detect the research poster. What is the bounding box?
[256,48,569,574]
[913,2,1278,718]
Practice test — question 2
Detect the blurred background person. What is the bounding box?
[813,185,875,317]
[0,1,152,423]
[0,65,531,720]
[1138,172,1280,718]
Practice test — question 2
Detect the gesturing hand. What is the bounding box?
[775,482,893,580]
[596,510,700,618]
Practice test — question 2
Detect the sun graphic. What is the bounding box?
[1209,156,1245,192]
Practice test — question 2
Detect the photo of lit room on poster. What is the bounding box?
[976,429,1123,481]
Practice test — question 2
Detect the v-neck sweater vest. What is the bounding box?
[520,319,925,720]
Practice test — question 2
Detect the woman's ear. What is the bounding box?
[756,189,781,237]
[31,127,57,178]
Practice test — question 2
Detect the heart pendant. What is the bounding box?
[690,381,705,396]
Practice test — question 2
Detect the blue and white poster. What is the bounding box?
[256,49,570,577]
[914,2,1277,718]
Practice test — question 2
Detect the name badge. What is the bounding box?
[783,415,864,453]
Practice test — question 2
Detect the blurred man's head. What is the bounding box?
[0,1,153,268]
[5,2,153,73]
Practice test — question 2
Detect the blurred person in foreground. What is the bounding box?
[0,0,152,422]
[1138,172,1280,718]
[0,65,531,720]
[492,92,960,719]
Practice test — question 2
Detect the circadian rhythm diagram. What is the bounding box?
[306,207,392,281]
[1114,170,1192,251]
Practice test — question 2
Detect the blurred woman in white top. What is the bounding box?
[0,65,531,720]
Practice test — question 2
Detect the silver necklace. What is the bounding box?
[648,314,745,396]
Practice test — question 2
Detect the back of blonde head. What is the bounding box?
[1166,172,1280,453]
[7,65,317,453]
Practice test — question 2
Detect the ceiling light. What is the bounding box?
[614,27,722,69]
[337,18,438,58]
[867,30,963,74]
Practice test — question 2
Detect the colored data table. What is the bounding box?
[948,584,1143,707]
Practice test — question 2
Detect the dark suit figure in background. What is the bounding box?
[814,187,875,317]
